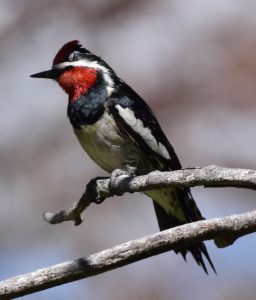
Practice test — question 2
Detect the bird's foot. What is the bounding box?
[109,169,130,196]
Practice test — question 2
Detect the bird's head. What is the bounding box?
[31,40,115,101]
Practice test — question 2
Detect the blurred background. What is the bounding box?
[1,0,256,299]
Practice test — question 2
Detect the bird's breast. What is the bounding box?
[74,110,145,173]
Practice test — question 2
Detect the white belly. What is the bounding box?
[74,111,144,173]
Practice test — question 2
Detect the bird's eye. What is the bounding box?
[68,51,80,62]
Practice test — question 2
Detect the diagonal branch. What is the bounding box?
[43,165,256,226]
[1,210,256,299]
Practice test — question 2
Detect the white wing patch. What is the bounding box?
[115,104,171,160]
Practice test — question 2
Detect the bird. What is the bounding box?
[31,40,216,274]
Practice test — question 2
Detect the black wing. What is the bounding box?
[107,83,205,225]
[108,83,216,273]
[108,84,182,171]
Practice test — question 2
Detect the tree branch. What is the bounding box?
[43,165,256,226]
[1,210,256,299]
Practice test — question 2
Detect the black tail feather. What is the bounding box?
[199,243,217,274]
[190,246,208,274]
[153,200,216,274]
[188,243,217,275]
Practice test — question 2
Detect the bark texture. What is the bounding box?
[1,210,256,299]
[1,165,256,299]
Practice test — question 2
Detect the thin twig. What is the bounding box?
[43,165,256,226]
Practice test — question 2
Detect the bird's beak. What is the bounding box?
[30,68,60,79]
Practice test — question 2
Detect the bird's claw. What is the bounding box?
[109,169,130,196]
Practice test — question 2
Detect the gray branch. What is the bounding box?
[2,165,256,298]
[43,165,256,226]
[1,210,256,299]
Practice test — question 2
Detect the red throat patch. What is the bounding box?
[58,67,97,101]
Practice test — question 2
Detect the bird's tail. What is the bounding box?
[149,187,216,274]
[179,242,216,274]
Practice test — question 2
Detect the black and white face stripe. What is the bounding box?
[115,104,171,160]
[53,60,114,95]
